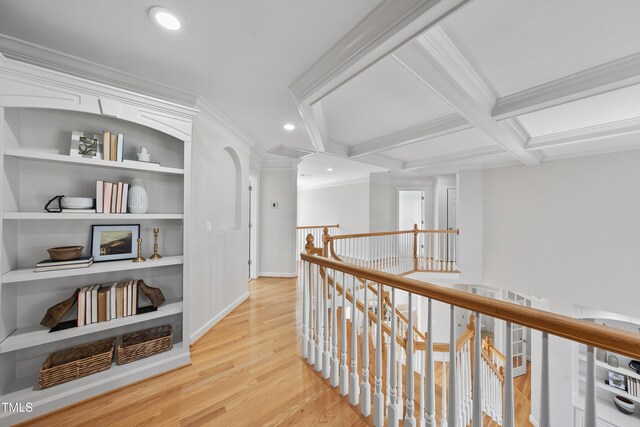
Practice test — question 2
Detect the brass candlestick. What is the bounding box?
[149,227,162,260]
[133,238,146,263]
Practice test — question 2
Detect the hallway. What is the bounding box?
[20,277,531,426]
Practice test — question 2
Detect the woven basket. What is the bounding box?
[117,325,173,365]
[39,337,115,389]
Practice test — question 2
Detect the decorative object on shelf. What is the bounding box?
[40,288,81,328]
[127,178,148,214]
[137,279,166,307]
[608,371,627,391]
[44,194,64,213]
[47,245,84,262]
[614,395,636,415]
[70,131,102,159]
[596,348,607,363]
[133,238,146,263]
[35,256,93,272]
[608,354,620,368]
[61,196,95,210]
[91,224,140,262]
[39,337,115,389]
[137,146,151,162]
[117,325,173,365]
[630,360,640,374]
[149,227,162,260]
[97,180,129,214]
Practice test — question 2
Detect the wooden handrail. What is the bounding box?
[297,224,339,230]
[300,253,640,359]
[329,229,415,240]
[481,349,504,381]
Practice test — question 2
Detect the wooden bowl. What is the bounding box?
[614,395,635,415]
[47,246,83,261]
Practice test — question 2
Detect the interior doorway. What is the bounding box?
[248,175,258,280]
[398,190,425,230]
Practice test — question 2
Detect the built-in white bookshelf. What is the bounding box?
[0,52,195,424]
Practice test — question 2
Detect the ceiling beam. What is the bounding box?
[289,0,472,106]
[322,140,403,170]
[349,113,472,158]
[393,38,542,166]
[527,116,640,150]
[493,52,640,120]
[403,146,504,170]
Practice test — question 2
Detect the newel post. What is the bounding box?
[305,233,316,254]
[413,224,419,272]
[322,227,330,258]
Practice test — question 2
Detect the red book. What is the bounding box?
[103,182,113,214]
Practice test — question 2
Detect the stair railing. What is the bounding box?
[300,235,640,427]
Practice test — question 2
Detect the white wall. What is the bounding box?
[189,117,250,343]
[297,181,369,235]
[260,163,298,277]
[369,178,396,232]
[457,170,483,284]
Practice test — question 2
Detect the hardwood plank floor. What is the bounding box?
[20,276,532,426]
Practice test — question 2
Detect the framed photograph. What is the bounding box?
[70,131,103,160]
[608,371,627,391]
[91,224,140,262]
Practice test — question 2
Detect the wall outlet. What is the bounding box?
[205,221,212,234]
[271,202,278,209]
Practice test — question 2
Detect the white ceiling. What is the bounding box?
[0,0,381,157]
[2,0,640,189]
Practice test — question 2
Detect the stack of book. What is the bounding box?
[77,280,139,327]
[628,376,640,397]
[35,256,93,272]
[102,130,125,162]
[96,180,129,213]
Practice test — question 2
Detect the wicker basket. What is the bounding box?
[117,325,173,365]
[39,337,115,389]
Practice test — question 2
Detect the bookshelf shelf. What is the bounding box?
[0,346,190,424]
[579,355,640,381]
[2,255,184,284]
[4,149,185,175]
[0,299,183,354]
[3,212,184,220]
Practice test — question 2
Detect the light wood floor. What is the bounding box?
[20,277,532,426]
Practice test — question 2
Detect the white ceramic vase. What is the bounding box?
[128,178,148,214]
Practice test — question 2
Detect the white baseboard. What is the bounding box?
[189,291,249,345]
[529,414,539,427]
[258,272,298,278]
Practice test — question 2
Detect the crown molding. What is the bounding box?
[492,51,640,120]
[260,158,301,170]
[349,113,471,158]
[194,96,256,154]
[527,116,640,150]
[298,177,370,191]
[403,145,504,170]
[0,33,198,107]
[418,28,495,110]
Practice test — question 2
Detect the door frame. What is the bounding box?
[249,174,258,280]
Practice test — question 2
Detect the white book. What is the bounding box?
[132,280,138,315]
[96,180,104,213]
[91,285,99,323]
[121,183,129,213]
[116,133,124,162]
[106,293,110,322]
[110,283,117,319]
[127,281,133,316]
[103,182,113,214]
[85,284,95,324]
[124,281,130,316]
[77,287,88,327]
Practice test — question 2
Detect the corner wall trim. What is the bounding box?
[258,272,298,278]
[189,291,250,345]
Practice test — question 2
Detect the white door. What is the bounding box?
[503,290,528,377]
[398,190,424,230]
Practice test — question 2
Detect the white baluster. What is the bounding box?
[448,306,457,427]
[397,352,404,420]
[404,293,416,427]
[387,288,399,427]
[504,321,514,427]
[302,261,309,359]
[349,275,360,405]
[425,299,436,427]
[585,345,597,427]
[374,283,384,427]
[472,313,482,427]
[308,264,316,366]
[361,281,371,416]
[420,348,425,427]
[442,354,448,427]
[315,264,323,372]
[323,270,331,379]
[340,272,349,396]
[330,269,339,387]
[540,332,550,427]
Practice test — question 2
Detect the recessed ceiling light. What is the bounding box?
[283,123,295,131]
[150,7,181,31]
[327,168,333,172]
